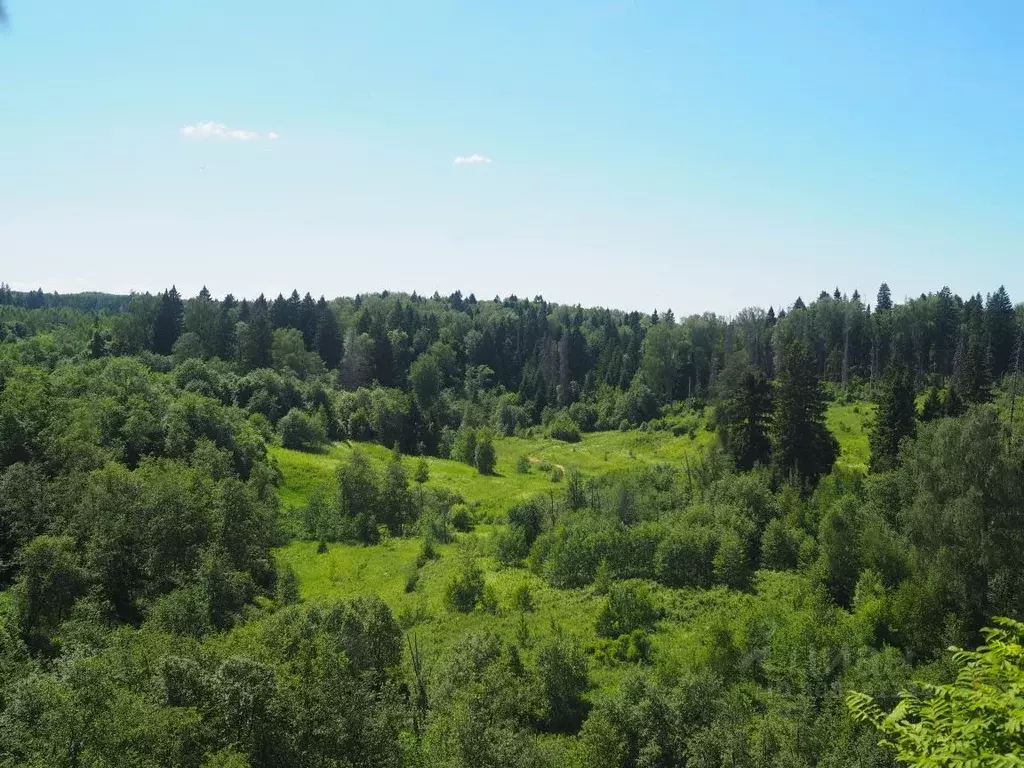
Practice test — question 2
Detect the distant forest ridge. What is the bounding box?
[1,281,1022,403]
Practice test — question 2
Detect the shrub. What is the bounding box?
[594,628,652,665]
[276,565,300,605]
[414,458,430,484]
[495,525,530,567]
[516,455,531,474]
[445,558,485,612]
[474,437,496,475]
[481,583,499,613]
[654,527,717,589]
[416,536,438,567]
[568,402,599,432]
[404,567,420,593]
[277,408,326,451]
[537,636,590,733]
[512,584,534,613]
[550,466,564,483]
[549,415,582,443]
[451,428,478,466]
[450,503,473,532]
[760,518,803,571]
[595,581,660,639]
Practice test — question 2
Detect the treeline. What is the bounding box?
[4,280,1022,460]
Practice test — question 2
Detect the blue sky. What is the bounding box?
[1,1,1021,313]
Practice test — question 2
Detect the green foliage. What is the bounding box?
[869,363,917,473]
[595,581,660,639]
[536,634,590,733]
[716,360,772,470]
[474,435,497,475]
[277,407,326,451]
[445,556,485,612]
[548,414,582,443]
[849,617,1024,766]
[771,340,839,489]
[4,283,1024,768]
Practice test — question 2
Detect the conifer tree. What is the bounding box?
[985,285,1015,378]
[315,298,343,370]
[717,361,772,470]
[152,286,184,355]
[919,386,943,422]
[869,363,917,473]
[770,340,838,489]
[875,282,893,312]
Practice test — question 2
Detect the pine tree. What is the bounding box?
[214,294,237,359]
[299,292,318,348]
[152,286,184,355]
[286,289,302,330]
[876,282,892,312]
[956,339,993,405]
[88,327,107,359]
[270,293,290,329]
[770,340,838,489]
[985,285,1015,378]
[919,386,943,422]
[717,362,772,470]
[869,363,917,473]
[315,298,342,370]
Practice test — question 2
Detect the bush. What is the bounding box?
[474,437,496,475]
[537,636,590,733]
[548,415,582,443]
[414,458,430,484]
[276,565,300,605]
[595,581,660,639]
[495,525,530,567]
[445,558,485,612]
[568,402,599,432]
[416,536,438,567]
[594,628,652,665]
[760,518,803,571]
[516,455,531,474]
[451,428,478,466]
[654,527,717,589]
[278,408,326,452]
[512,584,535,612]
[450,503,473,532]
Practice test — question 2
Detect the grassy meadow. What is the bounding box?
[271,402,873,692]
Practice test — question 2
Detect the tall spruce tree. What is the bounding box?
[770,340,838,489]
[315,298,343,370]
[869,363,917,473]
[716,361,772,470]
[152,286,184,355]
[985,285,1015,378]
[876,282,893,312]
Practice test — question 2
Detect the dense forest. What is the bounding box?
[1,279,1023,767]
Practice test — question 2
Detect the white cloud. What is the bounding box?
[180,121,273,141]
[454,153,493,165]
[268,132,280,140]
